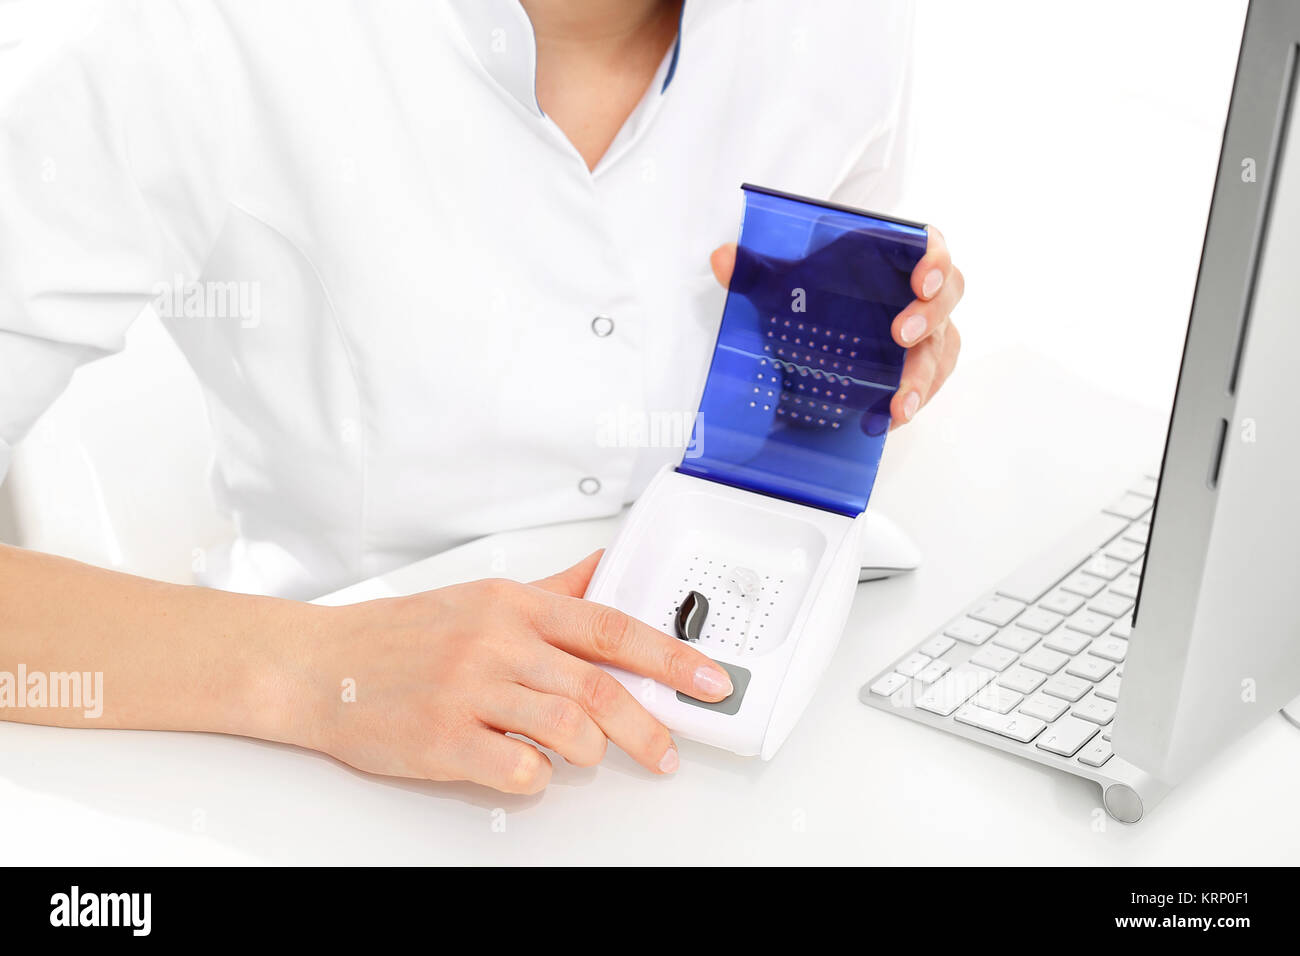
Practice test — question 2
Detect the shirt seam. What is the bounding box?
[225,200,370,586]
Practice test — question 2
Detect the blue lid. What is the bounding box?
[679,184,927,516]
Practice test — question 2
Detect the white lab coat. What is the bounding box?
[0,0,912,597]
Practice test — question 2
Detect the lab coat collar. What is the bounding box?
[445,0,686,119]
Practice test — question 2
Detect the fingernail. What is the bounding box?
[922,268,944,299]
[658,745,680,774]
[900,313,927,345]
[902,391,921,421]
[693,665,733,699]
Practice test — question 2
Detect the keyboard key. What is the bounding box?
[995,512,1128,604]
[895,652,932,678]
[915,667,995,717]
[1035,715,1099,756]
[1039,590,1085,616]
[1043,628,1090,655]
[1019,693,1070,722]
[869,672,909,697]
[1109,617,1133,639]
[1042,674,1092,702]
[1017,607,1064,634]
[1095,673,1122,701]
[1089,636,1129,663]
[1104,538,1145,563]
[969,596,1027,628]
[1072,696,1117,725]
[993,626,1040,653]
[1022,647,1068,674]
[944,617,997,645]
[916,660,951,684]
[955,704,1046,743]
[972,685,1024,714]
[919,634,956,658]
[997,665,1046,695]
[1078,738,1114,767]
[1066,656,1115,682]
[1081,554,1128,580]
[1089,592,1135,618]
[1122,523,1150,545]
[1061,571,1107,598]
[969,644,1019,672]
[1104,493,1152,521]
[1065,609,1112,637]
[1111,573,1142,599]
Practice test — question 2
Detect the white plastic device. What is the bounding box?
[582,184,927,759]
[584,464,870,759]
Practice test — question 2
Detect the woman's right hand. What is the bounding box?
[285,550,734,794]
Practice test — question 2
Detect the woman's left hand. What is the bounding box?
[710,224,963,428]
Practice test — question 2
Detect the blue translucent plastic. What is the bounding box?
[679,185,927,516]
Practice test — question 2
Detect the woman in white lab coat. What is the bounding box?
[0,0,962,793]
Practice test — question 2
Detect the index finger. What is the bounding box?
[912,225,952,301]
[530,591,735,702]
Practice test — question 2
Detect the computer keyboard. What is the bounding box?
[862,474,1157,777]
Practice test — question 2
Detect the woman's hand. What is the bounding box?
[710,224,963,427]
[884,226,963,425]
[292,551,733,794]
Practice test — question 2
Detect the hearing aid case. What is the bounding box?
[585,184,927,759]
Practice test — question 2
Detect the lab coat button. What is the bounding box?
[590,315,614,337]
[578,476,601,495]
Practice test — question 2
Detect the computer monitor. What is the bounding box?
[1114,0,1300,785]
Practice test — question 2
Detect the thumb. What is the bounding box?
[709,242,736,289]
[529,549,605,598]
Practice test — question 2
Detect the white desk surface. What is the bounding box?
[3,348,1297,865]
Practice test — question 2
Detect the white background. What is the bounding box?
[907,0,1244,409]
